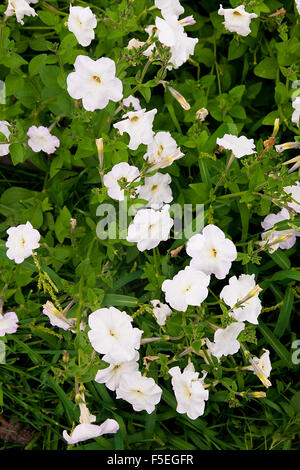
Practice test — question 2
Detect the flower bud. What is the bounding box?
[96,138,104,169]
[275,142,300,153]
[179,15,196,27]
[167,86,191,111]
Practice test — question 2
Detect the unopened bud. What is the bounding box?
[247,391,267,398]
[272,118,280,137]
[179,15,196,27]
[96,138,104,169]
[196,108,209,122]
[167,86,191,111]
[275,142,300,153]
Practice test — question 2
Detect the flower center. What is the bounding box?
[19,236,25,248]
[233,11,242,16]
[157,145,164,157]
[151,184,158,191]
[211,248,217,258]
[93,75,101,83]
[130,116,139,122]
[184,284,192,293]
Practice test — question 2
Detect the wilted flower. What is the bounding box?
[292,97,300,127]
[169,363,209,420]
[116,371,162,414]
[88,307,143,363]
[283,181,300,213]
[218,4,258,36]
[113,108,157,150]
[122,95,141,111]
[0,121,11,156]
[6,221,40,264]
[150,300,172,326]
[220,274,262,324]
[127,205,173,251]
[196,108,209,121]
[206,322,245,360]
[0,312,18,337]
[5,0,37,25]
[103,162,140,201]
[144,131,184,169]
[217,134,256,159]
[27,126,60,154]
[95,351,140,391]
[67,5,97,47]
[67,55,123,111]
[186,224,237,280]
[137,172,173,209]
[162,266,210,312]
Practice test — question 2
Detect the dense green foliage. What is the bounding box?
[0,0,299,450]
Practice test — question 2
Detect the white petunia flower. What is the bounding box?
[67,55,123,112]
[217,134,256,159]
[122,95,141,111]
[126,205,173,251]
[88,307,143,363]
[150,300,172,326]
[292,97,300,127]
[169,363,209,420]
[144,131,184,169]
[95,351,140,391]
[113,108,157,151]
[186,224,237,280]
[0,312,19,337]
[220,274,262,325]
[161,266,210,312]
[6,221,40,264]
[155,0,184,18]
[63,419,119,445]
[283,181,300,213]
[206,322,245,361]
[218,4,258,36]
[296,1,300,14]
[27,126,60,154]
[137,172,173,209]
[67,5,97,47]
[116,371,162,414]
[155,15,198,69]
[5,0,37,25]
[103,162,140,201]
[261,208,298,251]
[248,349,272,388]
[0,121,11,156]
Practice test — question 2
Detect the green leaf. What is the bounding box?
[274,287,294,338]
[101,294,138,307]
[254,57,277,79]
[9,143,25,165]
[258,322,293,368]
